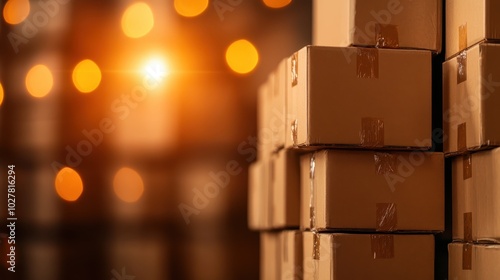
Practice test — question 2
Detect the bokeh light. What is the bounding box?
[25,64,53,98]
[72,59,102,93]
[0,82,4,106]
[174,0,208,17]
[225,39,259,74]
[55,167,84,202]
[3,0,30,25]
[121,2,154,38]
[113,167,145,203]
[263,0,292,9]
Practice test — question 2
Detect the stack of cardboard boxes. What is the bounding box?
[444,1,500,278]
[249,0,447,279]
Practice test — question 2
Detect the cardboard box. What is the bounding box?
[248,160,270,230]
[271,149,301,229]
[445,0,500,59]
[280,231,302,280]
[300,150,444,231]
[272,58,289,152]
[303,232,435,280]
[258,74,274,161]
[452,148,500,243]
[313,0,442,52]
[443,43,500,155]
[261,232,281,280]
[449,242,500,280]
[287,46,432,150]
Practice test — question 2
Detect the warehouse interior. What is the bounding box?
[1,0,500,279]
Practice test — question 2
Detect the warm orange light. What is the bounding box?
[55,167,84,202]
[263,0,292,8]
[113,167,144,203]
[121,2,154,38]
[3,0,30,25]
[0,83,4,106]
[174,0,208,17]
[225,39,259,74]
[72,59,102,93]
[25,64,53,98]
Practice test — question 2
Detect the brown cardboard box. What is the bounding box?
[258,75,274,161]
[449,242,500,280]
[261,232,281,280]
[300,150,444,231]
[271,149,301,229]
[280,231,302,280]
[452,148,500,243]
[443,43,500,155]
[445,0,500,59]
[248,160,270,230]
[313,0,442,52]
[287,46,432,150]
[302,232,435,280]
[272,58,289,152]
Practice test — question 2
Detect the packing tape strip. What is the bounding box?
[374,153,397,175]
[375,24,399,48]
[464,212,473,242]
[457,122,467,151]
[291,119,298,146]
[309,154,316,229]
[457,50,467,84]
[376,203,398,231]
[462,243,472,270]
[356,48,379,79]
[459,24,467,52]
[370,235,394,259]
[313,232,320,260]
[360,118,385,147]
[463,154,472,180]
[291,52,298,87]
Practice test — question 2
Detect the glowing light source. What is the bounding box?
[113,167,144,203]
[225,39,259,74]
[55,167,84,202]
[3,0,30,25]
[26,64,53,98]
[121,2,154,38]
[263,0,292,8]
[143,58,169,83]
[72,59,102,93]
[174,0,208,17]
[0,83,4,106]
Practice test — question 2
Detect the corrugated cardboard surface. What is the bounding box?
[452,148,500,243]
[449,242,500,280]
[303,232,434,280]
[272,59,288,152]
[445,0,500,59]
[443,43,500,155]
[261,232,281,280]
[258,75,274,161]
[300,150,444,231]
[288,46,432,149]
[272,149,301,229]
[248,160,270,230]
[314,0,441,52]
[280,231,302,280]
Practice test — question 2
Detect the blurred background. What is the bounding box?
[0,0,311,279]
